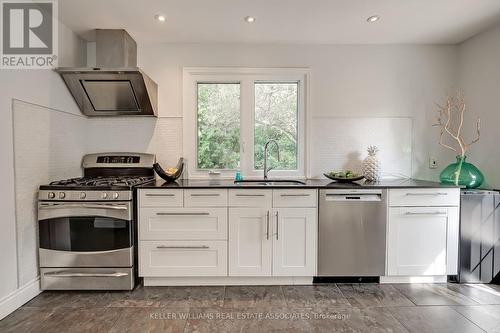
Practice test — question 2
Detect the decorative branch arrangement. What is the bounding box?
[433,90,481,156]
[433,91,481,185]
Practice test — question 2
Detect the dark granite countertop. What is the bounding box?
[137,178,458,189]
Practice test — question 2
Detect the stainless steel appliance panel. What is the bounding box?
[38,201,132,221]
[57,70,157,116]
[40,267,134,290]
[56,30,157,117]
[319,189,387,276]
[81,80,139,111]
[37,152,155,291]
[39,247,133,268]
[458,190,500,283]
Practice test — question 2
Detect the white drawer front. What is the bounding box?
[229,189,272,208]
[139,189,183,207]
[139,241,227,277]
[184,189,228,207]
[272,189,317,208]
[139,208,227,240]
[389,188,459,207]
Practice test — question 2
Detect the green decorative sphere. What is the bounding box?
[440,156,484,188]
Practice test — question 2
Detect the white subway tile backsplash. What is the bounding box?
[309,117,412,179]
[12,100,86,286]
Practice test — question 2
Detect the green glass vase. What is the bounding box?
[439,155,484,188]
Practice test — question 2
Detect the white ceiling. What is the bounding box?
[59,0,500,44]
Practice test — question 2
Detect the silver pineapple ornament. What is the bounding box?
[362,146,381,181]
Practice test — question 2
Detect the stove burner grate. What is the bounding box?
[49,176,154,187]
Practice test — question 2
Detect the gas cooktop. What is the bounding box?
[48,176,154,188]
[39,153,156,199]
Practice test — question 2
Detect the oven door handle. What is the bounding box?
[43,271,129,278]
[38,203,131,221]
[39,203,128,210]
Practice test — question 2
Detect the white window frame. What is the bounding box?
[183,67,309,179]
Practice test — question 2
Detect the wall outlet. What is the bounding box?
[429,157,438,169]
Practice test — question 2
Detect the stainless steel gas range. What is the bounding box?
[37,153,155,290]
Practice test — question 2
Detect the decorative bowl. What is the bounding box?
[323,173,364,183]
[154,158,184,182]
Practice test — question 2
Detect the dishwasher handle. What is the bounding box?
[324,193,382,202]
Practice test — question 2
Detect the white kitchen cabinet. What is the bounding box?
[139,188,229,280]
[385,187,461,280]
[228,189,272,208]
[139,240,227,277]
[139,207,227,240]
[228,190,318,277]
[139,189,183,207]
[387,206,459,276]
[272,208,317,276]
[184,189,228,207]
[389,188,459,207]
[138,188,318,284]
[229,208,272,276]
[272,189,317,208]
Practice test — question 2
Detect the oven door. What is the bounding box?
[38,201,133,267]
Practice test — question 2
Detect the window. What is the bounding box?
[197,83,240,169]
[184,68,308,178]
[254,82,298,170]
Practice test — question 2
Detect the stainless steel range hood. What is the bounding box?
[57,30,158,117]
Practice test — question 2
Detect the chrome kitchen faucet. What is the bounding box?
[263,139,280,180]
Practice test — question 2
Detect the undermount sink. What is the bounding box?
[234,179,306,186]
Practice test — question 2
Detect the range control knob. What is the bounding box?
[80,192,87,199]
[102,192,108,199]
[59,192,66,199]
[48,192,56,199]
[113,192,119,199]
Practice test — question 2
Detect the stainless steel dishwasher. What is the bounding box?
[318,189,387,276]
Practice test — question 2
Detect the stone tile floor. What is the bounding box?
[1,283,500,332]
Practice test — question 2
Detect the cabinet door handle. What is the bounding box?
[404,211,447,216]
[235,194,265,197]
[405,192,448,196]
[156,212,209,216]
[275,211,279,240]
[190,193,220,197]
[156,245,210,249]
[266,210,270,240]
[280,194,310,197]
[145,193,175,197]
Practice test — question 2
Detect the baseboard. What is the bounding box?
[314,276,380,284]
[379,275,447,284]
[0,278,41,320]
[143,276,313,286]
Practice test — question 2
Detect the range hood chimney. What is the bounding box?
[57,29,158,117]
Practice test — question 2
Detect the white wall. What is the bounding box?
[458,22,500,189]
[0,22,84,314]
[138,43,458,180]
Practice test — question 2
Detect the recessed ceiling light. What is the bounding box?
[244,16,256,23]
[155,14,166,22]
[366,15,380,23]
